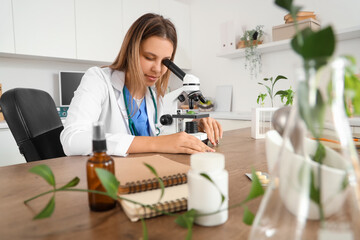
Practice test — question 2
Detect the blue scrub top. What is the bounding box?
[123,86,151,136]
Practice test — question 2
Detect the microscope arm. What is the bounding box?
[163,86,185,114]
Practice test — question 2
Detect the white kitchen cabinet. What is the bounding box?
[159,0,191,69]
[122,0,160,34]
[3,0,192,67]
[75,0,123,62]
[0,0,15,53]
[12,0,76,58]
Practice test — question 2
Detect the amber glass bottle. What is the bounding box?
[86,122,116,211]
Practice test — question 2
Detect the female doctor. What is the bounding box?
[60,13,223,156]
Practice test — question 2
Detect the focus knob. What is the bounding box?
[160,114,173,125]
[178,94,186,102]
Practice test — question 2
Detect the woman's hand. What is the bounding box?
[128,132,215,154]
[196,117,223,146]
[154,132,215,154]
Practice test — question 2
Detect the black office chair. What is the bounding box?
[0,88,66,162]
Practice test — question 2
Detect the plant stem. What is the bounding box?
[24,189,55,204]
[316,140,325,224]
[24,188,111,204]
[24,187,179,217]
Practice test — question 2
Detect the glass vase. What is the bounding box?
[249,58,360,240]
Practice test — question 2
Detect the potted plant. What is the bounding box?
[237,25,264,79]
[252,74,294,139]
[257,75,294,107]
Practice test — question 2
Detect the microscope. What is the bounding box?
[160,59,209,143]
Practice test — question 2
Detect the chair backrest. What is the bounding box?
[0,88,66,162]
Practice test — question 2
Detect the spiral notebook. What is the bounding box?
[114,155,190,194]
[120,184,188,222]
[114,155,190,221]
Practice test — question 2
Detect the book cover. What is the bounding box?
[119,184,188,222]
[114,155,190,194]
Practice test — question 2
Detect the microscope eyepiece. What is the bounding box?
[162,59,186,80]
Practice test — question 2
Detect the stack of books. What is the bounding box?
[114,155,190,222]
[284,11,317,24]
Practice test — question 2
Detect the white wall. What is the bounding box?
[0,57,95,105]
[0,0,359,110]
[189,0,360,112]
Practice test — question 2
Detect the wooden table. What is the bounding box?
[0,128,267,240]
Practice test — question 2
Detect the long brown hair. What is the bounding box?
[109,13,177,99]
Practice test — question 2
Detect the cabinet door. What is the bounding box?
[75,0,123,62]
[122,0,160,35]
[12,0,76,58]
[0,0,15,53]
[159,0,191,69]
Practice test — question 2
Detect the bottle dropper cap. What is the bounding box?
[92,122,107,152]
[93,122,105,140]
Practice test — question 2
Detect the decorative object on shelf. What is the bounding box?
[273,10,320,42]
[249,0,360,239]
[284,11,317,23]
[219,20,236,53]
[237,25,264,79]
[273,18,320,41]
[252,75,294,139]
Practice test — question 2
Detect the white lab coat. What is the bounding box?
[60,67,163,156]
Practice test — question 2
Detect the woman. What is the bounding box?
[60,13,222,156]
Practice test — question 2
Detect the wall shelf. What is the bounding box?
[0,52,112,65]
[217,26,360,59]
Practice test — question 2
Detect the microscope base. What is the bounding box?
[189,132,209,145]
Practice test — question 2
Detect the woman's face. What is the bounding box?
[139,36,174,87]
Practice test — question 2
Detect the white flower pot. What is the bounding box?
[251,107,278,139]
[266,130,348,220]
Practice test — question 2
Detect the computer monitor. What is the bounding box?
[59,71,85,106]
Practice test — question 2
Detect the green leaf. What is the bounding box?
[275,0,293,12]
[175,209,196,229]
[343,56,360,116]
[291,28,313,56]
[309,169,320,205]
[243,206,255,225]
[34,195,55,219]
[275,90,288,97]
[257,94,267,105]
[175,210,195,239]
[200,173,226,206]
[273,75,287,86]
[275,0,301,18]
[29,164,56,187]
[313,142,326,164]
[292,27,335,63]
[246,168,265,202]
[342,175,349,190]
[59,177,80,189]
[95,168,120,199]
[200,172,214,184]
[144,163,165,202]
[141,218,148,240]
[185,227,193,240]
